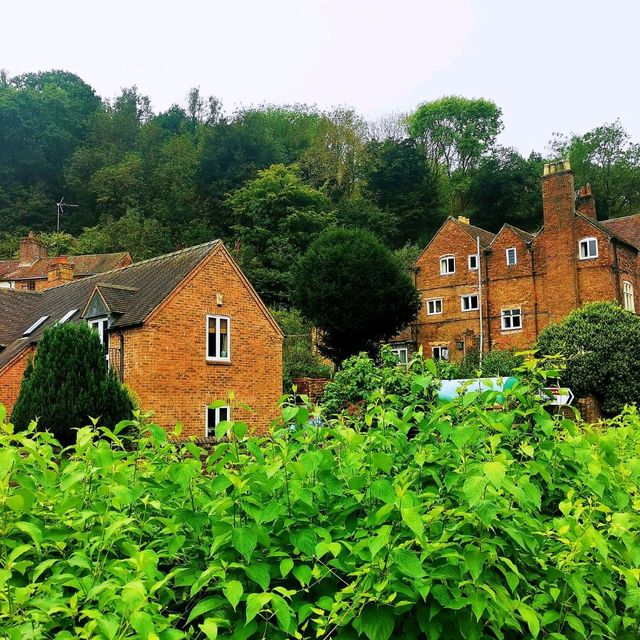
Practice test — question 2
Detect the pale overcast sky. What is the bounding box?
[2,0,638,154]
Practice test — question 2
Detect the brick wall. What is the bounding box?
[120,245,283,437]
[0,347,35,416]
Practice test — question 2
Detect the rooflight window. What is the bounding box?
[23,315,49,337]
[57,309,79,325]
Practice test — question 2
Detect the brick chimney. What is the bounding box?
[45,256,75,288]
[542,160,579,323]
[576,184,597,219]
[19,231,49,265]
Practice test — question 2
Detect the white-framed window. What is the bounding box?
[206,405,230,438]
[206,315,231,361]
[22,315,49,337]
[501,308,522,331]
[426,298,443,316]
[506,247,517,266]
[57,309,79,325]
[88,317,109,345]
[579,237,598,259]
[432,346,449,361]
[623,281,635,312]
[440,255,455,275]
[461,294,479,311]
[391,347,408,365]
[468,254,479,271]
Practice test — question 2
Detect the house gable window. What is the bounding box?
[88,317,108,345]
[206,405,230,438]
[432,346,449,361]
[468,254,479,271]
[501,307,522,331]
[579,237,598,259]
[461,294,479,312]
[207,315,230,361]
[391,347,408,365]
[506,247,517,266]
[440,255,455,275]
[426,298,443,316]
[623,281,635,312]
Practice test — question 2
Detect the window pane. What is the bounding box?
[219,407,229,422]
[208,317,217,357]
[206,408,215,437]
[219,318,229,358]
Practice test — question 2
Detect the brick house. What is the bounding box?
[0,231,132,291]
[392,161,640,362]
[0,241,283,436]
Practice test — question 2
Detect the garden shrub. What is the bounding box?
[11,322,134,445]
[535,301,640,415]
[1,357,639,638]
[456,348,524,379]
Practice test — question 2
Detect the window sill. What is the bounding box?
[500,328,522,334]
[206,358,232,366]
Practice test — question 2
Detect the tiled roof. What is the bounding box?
[601,214,640,250]
[0,290,42,347]
[456,219,496,248]
[0,260,19,279]
[2,252,131,281]
[0,241,219,369]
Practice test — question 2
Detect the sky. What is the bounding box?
[1,0,638,155]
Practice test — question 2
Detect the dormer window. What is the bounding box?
[440,255,455,275]
[23,315,49,337]
[506,247,517,266]
[579,237,598,259]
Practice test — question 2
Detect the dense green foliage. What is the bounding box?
[293,229,420,363]
[11,323,134,445]
[2,357,640,638]
[271,307,332,391]
[535,301,640,415]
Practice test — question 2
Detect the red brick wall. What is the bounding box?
[0,347,35,417]
[119,245,283,437]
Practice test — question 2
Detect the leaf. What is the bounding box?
[187,596,224,623]
[279,558,294,577]
[291,529,316,555]
[518,603,540,638]
[14,521,42,548]
[391,548,424,578]
[223,581,244,611]
[245,564,270,591]
[463,476,487,506]
[199,619,218,640]
[271,593,292,632]
[122,580,146,609]
[464,547,484,582]
[372,452,393,474]
[292,564,312,586]
[245,593,271,623]
[483,461,506,489]
[401,507,424,539]
[370,479,395,503]
[232,527,257,561]
[358,605,395,640]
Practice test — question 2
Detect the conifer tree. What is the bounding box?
[11,323,134,444]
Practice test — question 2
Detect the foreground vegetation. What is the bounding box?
[1,358,640,638]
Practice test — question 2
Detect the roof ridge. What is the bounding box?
[49,240,220,290]
[601,213,640,223]
[96,283,138,291]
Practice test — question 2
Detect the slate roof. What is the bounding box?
[0,290,41,348]
[0,241,219,369]
[455,219,496,248]
[601,214,640,250]
[0,252,131,281]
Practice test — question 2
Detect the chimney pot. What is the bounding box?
[457,216,470,225]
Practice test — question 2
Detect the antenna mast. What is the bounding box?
[56,197,79,233]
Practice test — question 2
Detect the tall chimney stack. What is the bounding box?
[576,184,597,219]
[19,231,49,265]
[44,256,75,289]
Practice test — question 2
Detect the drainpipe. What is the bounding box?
[410,266,421,351]
[119,332,125,381]
[529,240,539,336]
[477,236,483,370]
[483,249,492,352]
[612,241,622,305]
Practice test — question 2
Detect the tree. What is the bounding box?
[228,164,334,305]
[293,228,420,364]
[11,323,134,445]
[407,96,503,177]
[550,120,640,219]
[535,301,640,415]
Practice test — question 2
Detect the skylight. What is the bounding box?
[22,315,49,337]
[57,309,79,325]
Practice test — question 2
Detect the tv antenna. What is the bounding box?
[56,197,79,233]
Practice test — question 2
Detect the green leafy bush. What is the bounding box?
[535,301,640,415]
[321,347,439,415]
[456,349,524,379]
[1,358,640,639]
[11,322,134,445]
